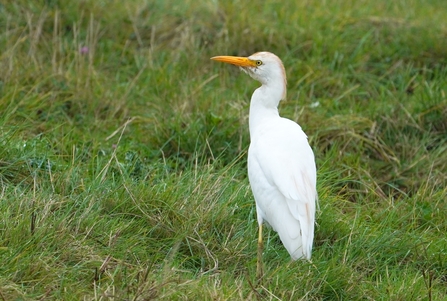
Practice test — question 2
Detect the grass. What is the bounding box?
[1,0,447,299]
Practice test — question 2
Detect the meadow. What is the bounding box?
[1,0,446,300]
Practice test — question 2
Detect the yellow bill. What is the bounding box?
[210,56,257,67]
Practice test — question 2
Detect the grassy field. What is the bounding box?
[1,0,447,300]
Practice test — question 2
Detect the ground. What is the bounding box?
[0,0,446,300]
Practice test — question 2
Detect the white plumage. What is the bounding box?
[211,52,317,266]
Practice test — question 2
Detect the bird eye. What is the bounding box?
[255,60,262,66]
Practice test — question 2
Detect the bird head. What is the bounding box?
[211,51,287,100]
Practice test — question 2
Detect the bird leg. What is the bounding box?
[256,223,264,280]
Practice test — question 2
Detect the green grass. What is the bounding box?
[1,0,447,300]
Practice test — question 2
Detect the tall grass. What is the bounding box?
[1,0,446,300]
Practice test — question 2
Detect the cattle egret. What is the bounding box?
[211,52,317,277]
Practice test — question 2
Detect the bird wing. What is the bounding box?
[250,118,317,257]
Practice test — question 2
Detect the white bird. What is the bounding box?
[211,52,317,276]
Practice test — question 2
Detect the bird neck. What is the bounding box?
[249,85,282,137]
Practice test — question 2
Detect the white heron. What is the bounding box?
[211,52,317,276]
